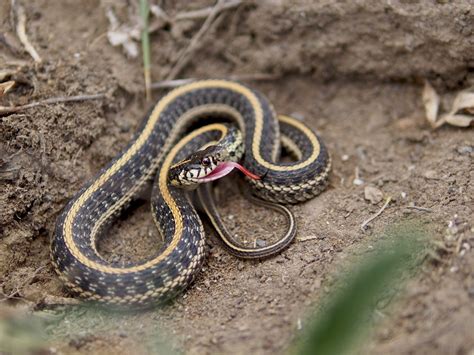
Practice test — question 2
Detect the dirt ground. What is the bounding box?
[1,1,473,354]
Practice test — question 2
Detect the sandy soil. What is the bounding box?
[1,1,473,354]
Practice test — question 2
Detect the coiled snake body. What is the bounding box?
[51,80,330,307]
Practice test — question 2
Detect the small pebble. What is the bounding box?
[255,239,267,248]
[364,185,384,204]
[423,170,439,180]
[456,145,473,155]
[290,112,305,121]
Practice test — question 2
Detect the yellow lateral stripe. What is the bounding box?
[63,122,226,274]
[62,79,321,275]
[276,115,321,169]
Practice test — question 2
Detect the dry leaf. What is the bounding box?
[105,7,139,58]
[452,91,474,114]
[107,30,139,58]
[0,81,15,97]
[435,91,474,128]
[444,114,473,127]
[422,80,440,125]
[427,88,474,129]
[433,114,447,128]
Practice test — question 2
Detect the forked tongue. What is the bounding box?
[199,162,260,182]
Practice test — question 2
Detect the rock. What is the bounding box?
[255,239,267,247]
[423,170,439,180]
[364,185,384,204]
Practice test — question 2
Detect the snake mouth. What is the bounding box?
[198,162,260,182]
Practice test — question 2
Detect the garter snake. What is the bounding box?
[51,79,331,307]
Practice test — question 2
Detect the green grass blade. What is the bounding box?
[297,227,425,355]
[140,0,151,100]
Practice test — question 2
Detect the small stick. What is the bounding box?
[165,0,228,81]
[406,205,433,213]
[147,1,242,34]
[175,0,242,21]
[455,236,464,254]
[228,73,280,81]
[0,265,46,301]
[151,78,196,89]
[12,0,42,63]
[297,235,318,242]
[361,196,392,231]
[149,4,171,23]
[0,93,106,115]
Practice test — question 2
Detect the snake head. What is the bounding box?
[168,143,260,188]
[168,145,223,188]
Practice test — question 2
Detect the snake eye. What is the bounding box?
[201,157,211,166]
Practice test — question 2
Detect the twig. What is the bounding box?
[0,93,106,115]
[353,166,364,185]
[406,205,433,213]
[12,0,42,63]
[147,4,171,34]
[297,235,318,242]
[140,0,151,100]
[151,78,196,89]
[165,0,229,80]
[175,0,242,21]
[228,73,280,81]
[149,4,171,23]
[147,0,242,35]
[150,73,279,90]
[0,265,46,302]
[455,235,464,254]
[361,197,392,231]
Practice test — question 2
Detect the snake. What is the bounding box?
[51,79,331,307]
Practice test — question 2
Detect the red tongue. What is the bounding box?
[199,162,261,182]
[230,162,261,180]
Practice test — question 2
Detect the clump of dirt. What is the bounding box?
[1,1,473,354]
